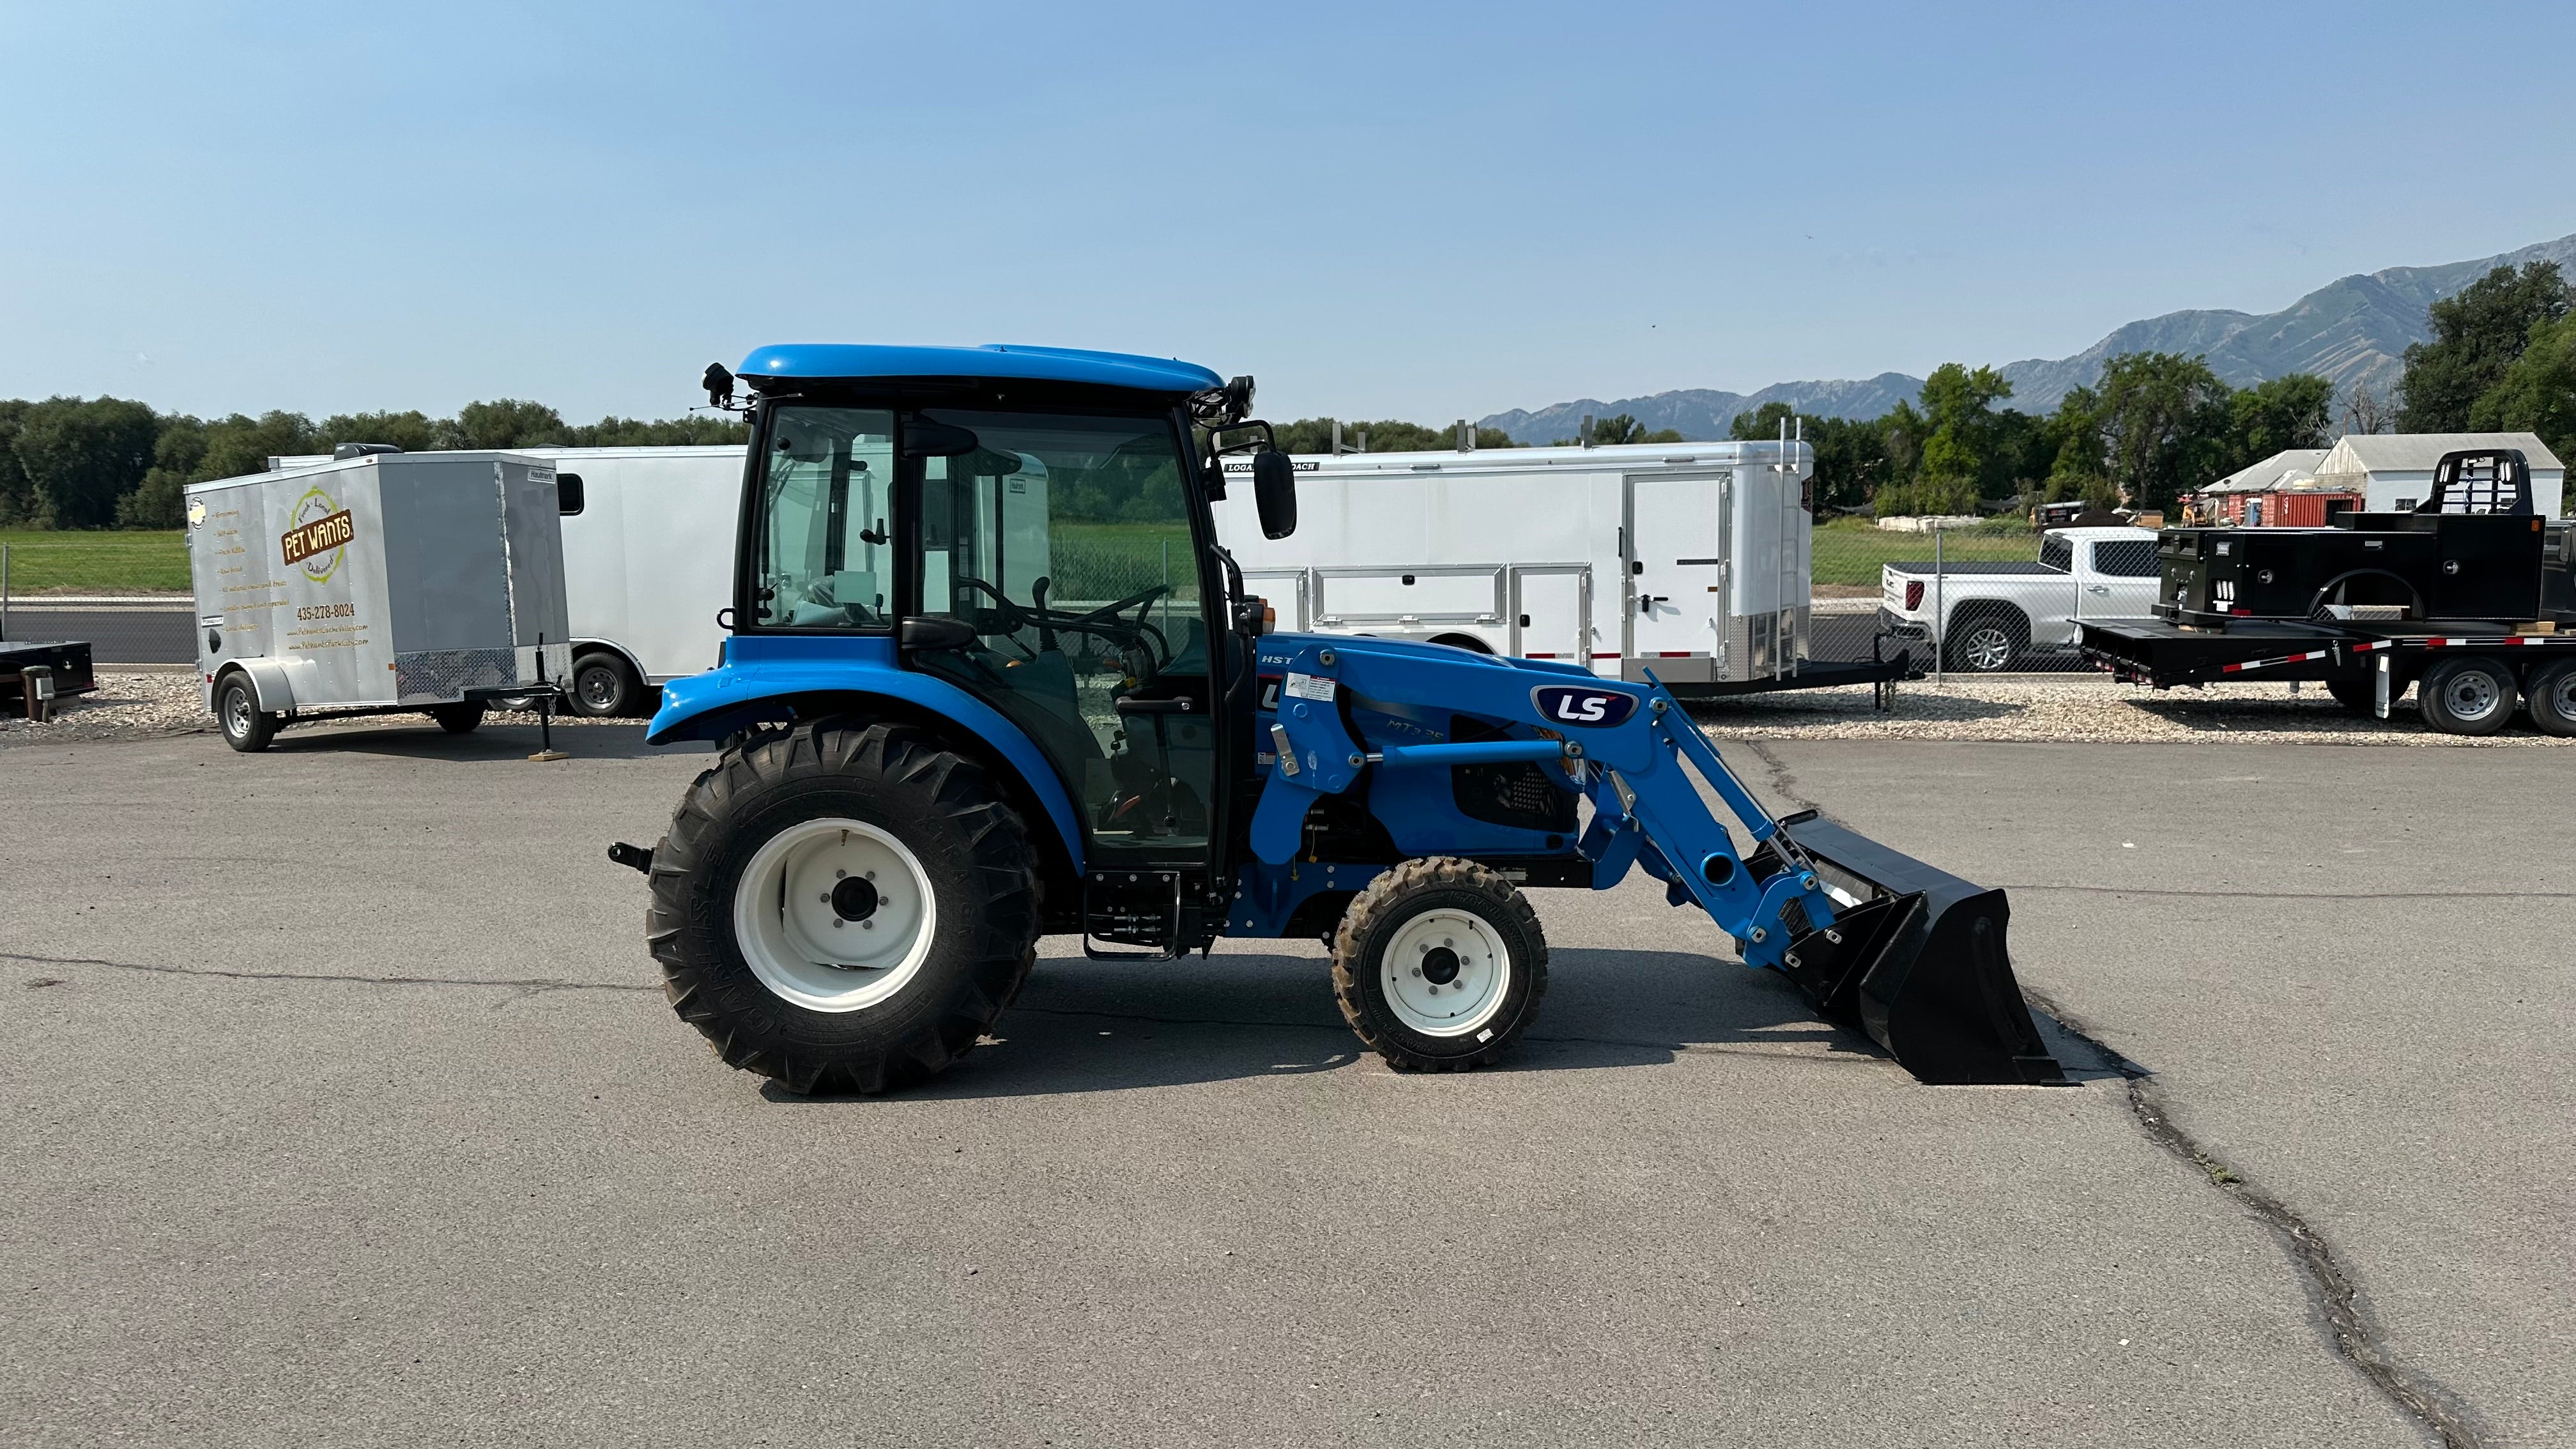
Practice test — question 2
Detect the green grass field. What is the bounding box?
[0,530,192,593]
[1807,519,2041,588]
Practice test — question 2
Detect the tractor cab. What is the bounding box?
[657,344,1292,951]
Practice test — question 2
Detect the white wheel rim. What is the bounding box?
[1379,908,1512,1038]
[732,817,937,1013]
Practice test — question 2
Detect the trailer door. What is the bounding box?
[1627,472,1727,670]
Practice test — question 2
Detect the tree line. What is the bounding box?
[10,266,2568,532]
[0,398,747,530]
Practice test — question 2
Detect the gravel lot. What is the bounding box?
[23,670,2568,752]
[0,671,629,749]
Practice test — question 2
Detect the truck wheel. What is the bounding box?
[216,673,275,753]
[646,721,1040,1094]
[2524,657,2576,737]
[429,702,486,734]
[1331,857,1547,1072]
[569,652,637,717]
[2325,678,2377,715]
[1943,610,2025,673]
[2418,656,2517,736]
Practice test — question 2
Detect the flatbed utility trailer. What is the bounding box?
[2079,617,2576,733]
[2083,447,2576,736]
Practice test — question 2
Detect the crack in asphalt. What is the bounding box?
[1740,746,2490,1448]
[1733,738,1825,817]
[2025,988,2487,1449]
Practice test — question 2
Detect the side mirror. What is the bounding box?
[1253,450,1298,539]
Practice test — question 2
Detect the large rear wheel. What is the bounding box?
[2418,656,2517,737]
[646,721,1040,1093]
[2524,657,2576,737]
[1331,857,1547,1072]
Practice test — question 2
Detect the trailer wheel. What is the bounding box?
[429,702,486,734]
[645,721,1040,1094]
[2418,656,2517,736]
[569,651,638,717]
[1331,857,1547,1072]
[216,673,275,753]
[1943,608,2026,673]
[2525,657,2576,737]
[2325,678,2377,715]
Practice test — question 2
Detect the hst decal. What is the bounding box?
[1529,685,1637,728]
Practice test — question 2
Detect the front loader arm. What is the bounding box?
[1253,638,2062,1085]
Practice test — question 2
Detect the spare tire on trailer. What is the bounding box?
[645,721,1041,1094]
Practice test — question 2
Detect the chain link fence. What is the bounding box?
[1807,517,2149,676]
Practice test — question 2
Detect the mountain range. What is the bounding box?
[1480,232,2576,444]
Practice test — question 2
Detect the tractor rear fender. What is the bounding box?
[647,637,1087,877]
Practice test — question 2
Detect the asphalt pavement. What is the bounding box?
[3,722,2564,1446]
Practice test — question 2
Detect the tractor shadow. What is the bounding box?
[266,721,691,762]
[848,944,2037,1101]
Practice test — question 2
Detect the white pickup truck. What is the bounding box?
[1878,526,2161,671]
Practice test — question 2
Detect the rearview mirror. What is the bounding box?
[1253,450,1298,539]
[902,420,981,458]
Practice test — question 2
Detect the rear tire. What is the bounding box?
[1943,609,2027,673]
[569,651,638,717]
[216,673,275,753]
[2524,657,2576,737]
[429,702,486,734]
[2418,656,2517,736]
[646,721,1041,1094]
[1331,857,1547,1072]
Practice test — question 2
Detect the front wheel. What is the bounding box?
[646,721,1040,1094]
[1331,857,1547,1072]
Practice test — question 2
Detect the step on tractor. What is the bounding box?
[611,344,2062,1092]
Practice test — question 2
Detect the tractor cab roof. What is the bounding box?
[737,343,1222,396]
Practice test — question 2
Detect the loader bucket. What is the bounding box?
[1767,813,2064,1085]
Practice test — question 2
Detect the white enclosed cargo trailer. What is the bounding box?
[185,450,572,751]
[1210,438,1908,694]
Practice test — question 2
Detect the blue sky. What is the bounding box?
[3,1,2571,424]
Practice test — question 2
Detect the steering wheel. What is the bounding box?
[950,578,1174,667]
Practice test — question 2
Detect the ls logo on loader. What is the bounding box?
[1530,686,1638,728]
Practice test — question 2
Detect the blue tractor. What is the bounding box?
[613,344,2062,1092]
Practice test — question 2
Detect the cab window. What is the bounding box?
[751,406,896,628]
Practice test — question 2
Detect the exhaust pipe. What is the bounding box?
[1765,812,2064,1085]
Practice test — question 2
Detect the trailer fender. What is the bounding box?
[219,657,305,714]
[647,654,1088,875]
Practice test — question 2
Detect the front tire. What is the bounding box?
[1331,857,1547,1072]
[216,673,275,753]
[2418,656,2517,736]
[646,721,1040,1094]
